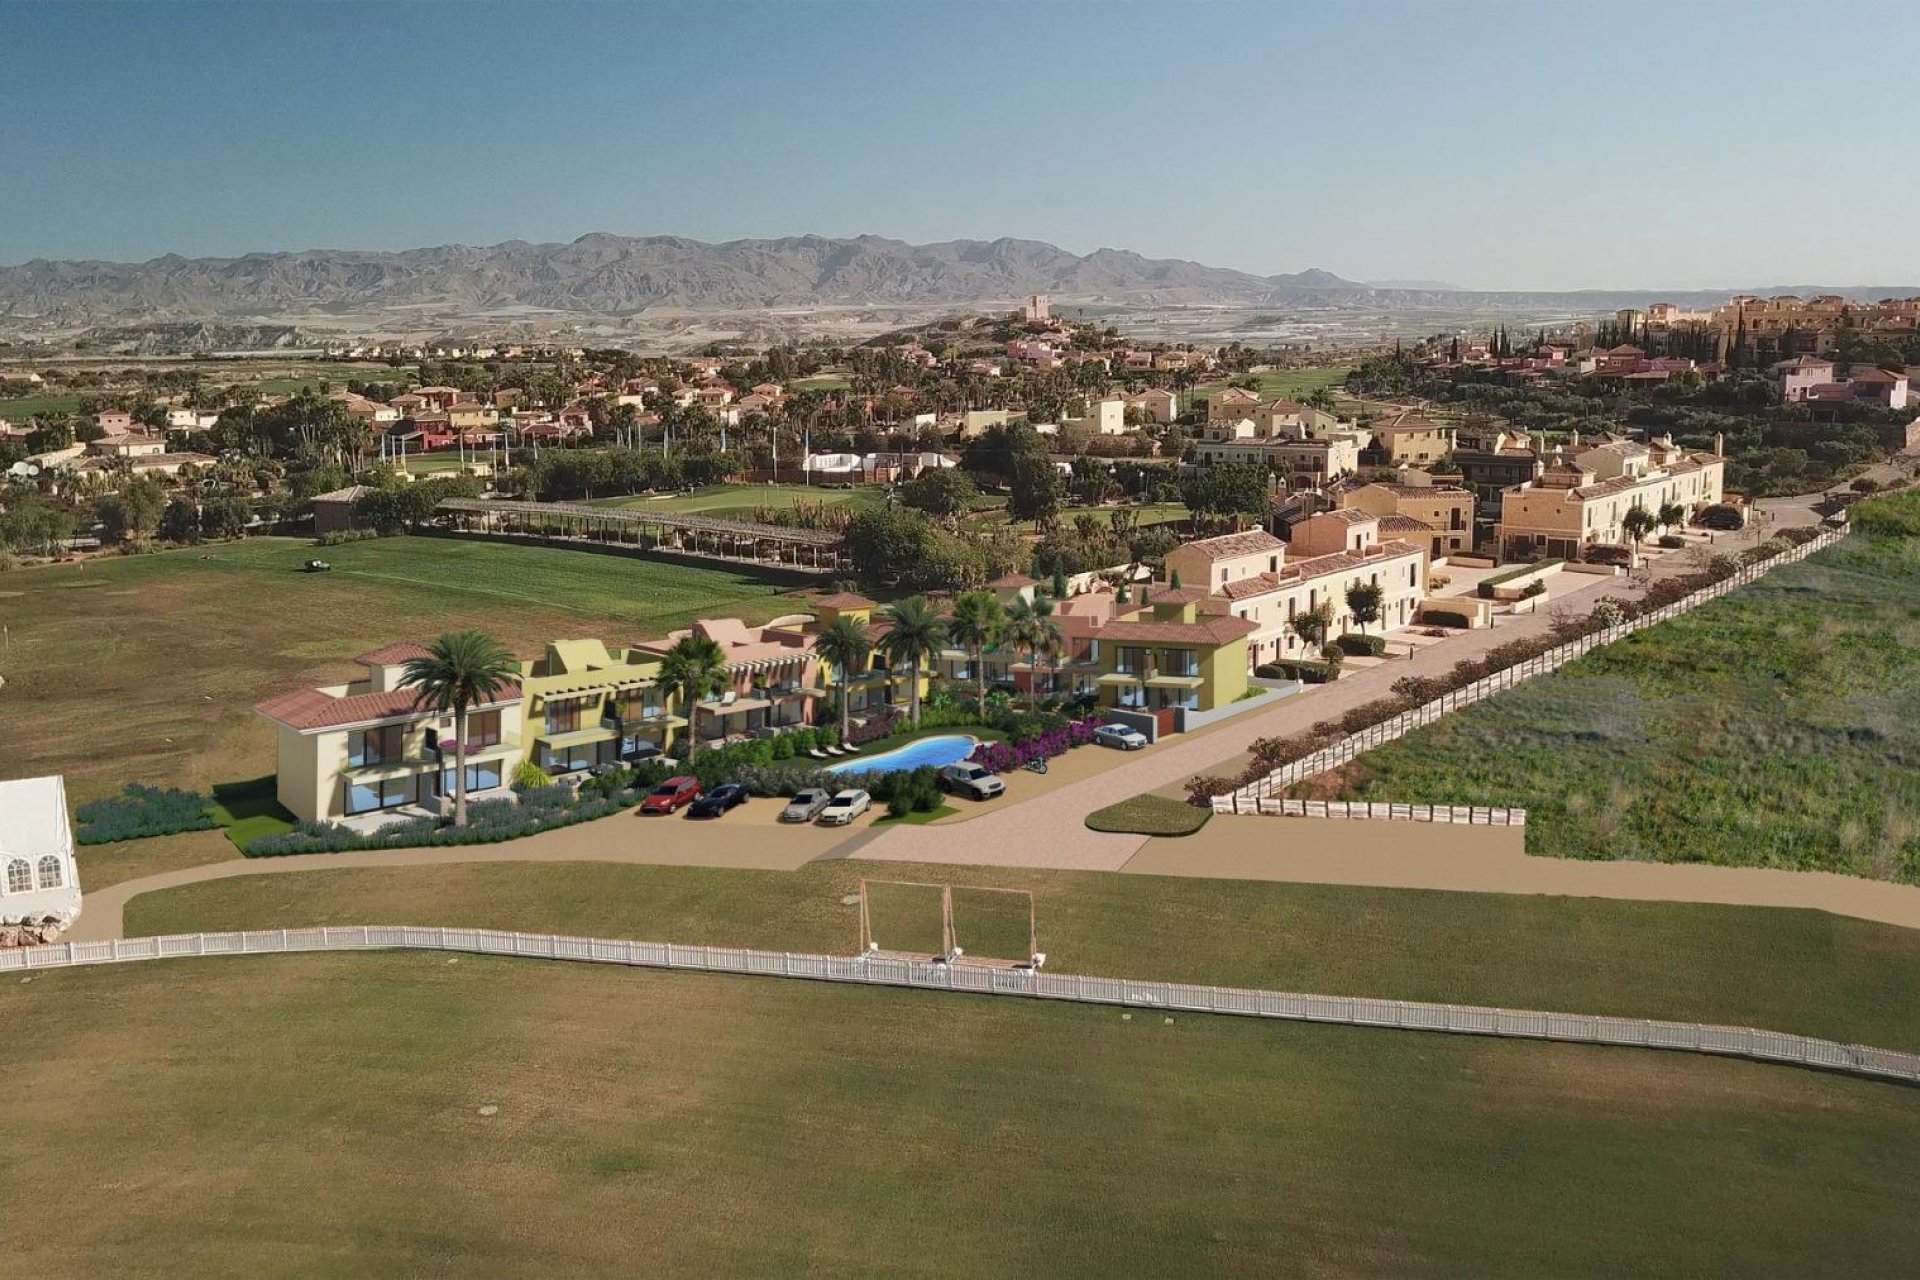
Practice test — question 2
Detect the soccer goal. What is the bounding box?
[855,878,1042,970]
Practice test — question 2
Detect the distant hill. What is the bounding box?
[0,232,1914,330]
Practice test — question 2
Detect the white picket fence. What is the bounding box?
[1216,525,1849,813]
[3,924,1915,1087]
[1257,799,1527,825]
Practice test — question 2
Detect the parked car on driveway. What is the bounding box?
[640,775,701,814]
[937,762,1005,801]
[817,789,871,826]
[781,788,833,823]
[688,781,749,818]
[1093,724,1149,751]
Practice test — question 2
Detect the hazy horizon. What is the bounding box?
[7,0,1920,290]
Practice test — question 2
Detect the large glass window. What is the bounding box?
[345,775,413,815]
[347,724,404,767]
[545,698,585,735]
[439,762,503,795]
[542,744,599,773]
[465,709,502,748]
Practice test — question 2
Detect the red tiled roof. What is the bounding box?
[1180,528,1285,557]
[255,680,520,732]
[354,642,431,667]
[811,592,877,610]
[1099,615,1256,646]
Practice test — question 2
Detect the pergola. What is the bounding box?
[434,498,849,574]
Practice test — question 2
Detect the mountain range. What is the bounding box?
[0,232,1914,330]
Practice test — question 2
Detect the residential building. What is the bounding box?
[1091,591,1253,716]
[1190,426,1361,487]
[1206,387,1262,421]
[516,639,683,775]
[255,643,526,823]
[633,616,833,746]
[1176,514,1427,669]
[89,433,167,458]
[447,402,500,430]
[1024,294,1050,323]
[1453,435,1544,512]
[93,410,133,437]
[1064,397,1128,436]
[1495,436,1727,560]
[1340,481,1474,558]
[1126,387,1179,424]
[1772,355,1837,402]
[0,775,81,935]
[1363,414,1456,467]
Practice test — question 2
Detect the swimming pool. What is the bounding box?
[826,734,977,775]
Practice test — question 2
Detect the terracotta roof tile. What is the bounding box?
[1180,528,1285,558]
[354,642,431,666]
[811,592,877,610]
[1099,615,1256,645]
[256,679,520,732]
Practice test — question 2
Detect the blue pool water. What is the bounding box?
[827,734,977,774]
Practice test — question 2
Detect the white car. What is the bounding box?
[1093,723,1150,750]
[817,788,872,826]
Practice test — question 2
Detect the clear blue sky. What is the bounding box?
[6,0,1918,290]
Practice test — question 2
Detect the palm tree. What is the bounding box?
[1006,595,1062,708]
[946,590,1004,718]
[658,634,729,759]
[813,614,873,745]
[879,596,945,728]
[399,630,518,828]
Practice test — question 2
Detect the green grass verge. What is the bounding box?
[873,804,959,825]
[1326,528,1920,882]
[1085,793,1211,836]
[124,859,1920,1053]
[209,776,297,852]
[8,952,1919,1276]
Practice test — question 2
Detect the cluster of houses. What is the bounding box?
[1771,356,1910,411]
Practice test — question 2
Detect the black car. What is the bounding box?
[687,781,749,818]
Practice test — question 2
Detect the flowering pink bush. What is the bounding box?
[968,716,1103,773]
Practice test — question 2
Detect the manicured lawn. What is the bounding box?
[1193,364,1352,406]
[873,803,958,825]
[596,482,886,519]
[5,951,1919,1277]
[1325,530,1920,882]
[0,390,83,418]
[1085,793,1211,836]
[208,775,297,851]
[125,859,1920,1052]
[0,536,805,800]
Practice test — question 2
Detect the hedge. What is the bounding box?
[1478,558,1562,597]
[1418,608,1472,628]
[1657,534,1686,549]
[73,784,218,845]
[1334,633,1386,657]
[246,785,644,856]
[1255,659,1339,683]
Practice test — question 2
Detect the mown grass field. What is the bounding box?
[1193,364,1353,406]
[5,951,1918,1277]
[126,859,1920,1052]
[0,390,83,418]
[0,536,805,802]
[1325,527,1920,882]
[596,481,887,518]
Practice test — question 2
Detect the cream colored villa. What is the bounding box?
[1166,514,1428,670]
[1494,435,1726,561]
[256,643,526,823]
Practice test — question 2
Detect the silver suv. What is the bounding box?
[938,761,1006,801]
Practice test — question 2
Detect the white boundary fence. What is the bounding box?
[1256,799,1526,825]
[3,924,1916,1087]
[1216,525,1849,813]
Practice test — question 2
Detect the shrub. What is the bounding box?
[1520,579,1547,598]
[511,760,553,790]
[1256,659,1339,683]
[1478,559,1562,597]
[1583,545,1633,567]
[1334,633,1386,657]
[315,528,380,546]
[1656,534,1686,549]
[73,784,218,844]
[1417,608,1471,628]
[246,779,646,856]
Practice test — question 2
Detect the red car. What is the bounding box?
[640,775,701,815]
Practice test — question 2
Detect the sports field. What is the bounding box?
[125,859,1920,1051]
[0,536,804,799]
[596,482,887,518]
[5,950,1918,1277]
